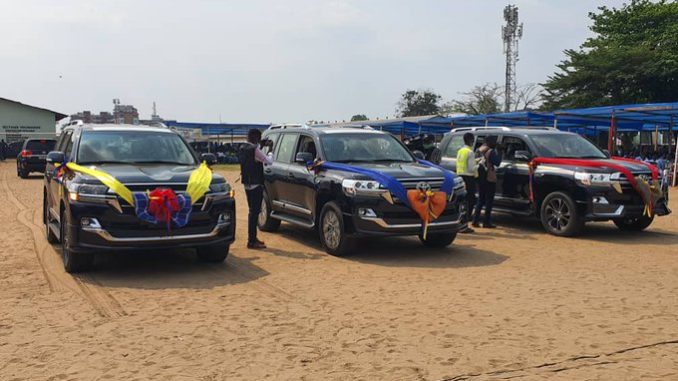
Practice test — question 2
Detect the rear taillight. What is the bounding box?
[20,150,32,157]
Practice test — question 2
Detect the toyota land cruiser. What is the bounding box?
[439,126,671,236]
[16,138,56,178]
[257,125,467,256]
[43,124,236,272]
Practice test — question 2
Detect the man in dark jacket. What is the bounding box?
[473,135,501,228]
[238,129,272,249]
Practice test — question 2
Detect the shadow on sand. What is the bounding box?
[272,225,508,268]
[81,249,269,290]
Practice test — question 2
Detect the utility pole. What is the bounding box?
[502,4,523,113]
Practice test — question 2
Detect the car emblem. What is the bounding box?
[416,181,432,193]
[638,174,650,182]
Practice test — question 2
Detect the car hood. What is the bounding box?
[73,163,225,184]
[332,161,449,179]
[539,158,654,174]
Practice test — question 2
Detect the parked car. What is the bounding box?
[16,138,56,178]
[257,125,467,256]
[44,124,236,272]
[438,126,671,236]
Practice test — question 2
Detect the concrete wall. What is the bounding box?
[0,99,57,143]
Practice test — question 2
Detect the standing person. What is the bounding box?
[422,134,442,164]
[473,136,501,229]
[456,132,478,233]
[238,129,272,249]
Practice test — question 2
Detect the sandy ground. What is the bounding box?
[1,160,677,381]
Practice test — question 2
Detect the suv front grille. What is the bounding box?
[395,177,445,191]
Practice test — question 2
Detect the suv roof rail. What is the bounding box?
[450,125,557,133]
[329,124,374,130]
[451,126,511,132]
[268,124,310,130]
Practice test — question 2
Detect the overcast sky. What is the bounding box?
[0,0,624,124]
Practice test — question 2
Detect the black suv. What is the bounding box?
[439,126,671,236]
[43,124,236,272]
[257,125,467,256]
[16,138,56,178]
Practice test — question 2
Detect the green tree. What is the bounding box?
[396,90,441,117]
[350,114,368,121]
[542,0,678,109]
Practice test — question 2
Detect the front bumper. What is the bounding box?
[583,188,671,221]
[346,196,467,236]
[67,196,236,252]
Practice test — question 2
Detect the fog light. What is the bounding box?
[358,208,377,218]
[592,196,609,204]
[218,212,232,224]
[81,217,101,229]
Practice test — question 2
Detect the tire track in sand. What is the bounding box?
[1,172,126,318]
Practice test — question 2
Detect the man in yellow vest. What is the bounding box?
[456,132,477,233]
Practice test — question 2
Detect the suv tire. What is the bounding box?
[419,232,457,248]
[197,243,230,262]
[540,191,584,237]
[258,190,280,232]
[319,202,353,256]
[60,210,94,273]
[613,215,654,231]
[44,195,58,244]
[19,169,28,178]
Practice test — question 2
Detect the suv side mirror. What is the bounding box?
[412,150,425,160]
[295,152,314,164]
[46,151,66,165]
[602,149,611,158]
[200,153,217,165]
[514,150,531,161]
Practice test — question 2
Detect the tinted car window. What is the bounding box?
[77,131,197,165]
[444,135,465,157]
[275,133,298,163]
[502,136,531,160]
[262,132,279,155]
[63,133,75,158]
[25,140,55,153]
[296,135,317,161]
[320,133,414,163]
[530,134,606,159]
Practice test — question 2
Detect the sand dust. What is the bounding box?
[1,161,677,380]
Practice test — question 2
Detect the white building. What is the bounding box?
[0,97,67,144]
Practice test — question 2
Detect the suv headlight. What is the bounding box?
[67,183,108,201]
[342,179,383,197]
[209,182,234,198]
[453,176,466,192]
[574,172,612,186]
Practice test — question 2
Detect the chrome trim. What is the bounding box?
[360,216,461,229]
[592,205,624,217]
[271,200,312,215]
[82,222,230,243]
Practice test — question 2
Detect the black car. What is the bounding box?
[43,124,236,272]
[439,126,671,236]
[256,125,467,256]
[16,138,56,178]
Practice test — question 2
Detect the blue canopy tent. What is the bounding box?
[164,120,270,141]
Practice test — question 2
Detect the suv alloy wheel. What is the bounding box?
[319,202,353,256]
[44,194,58,244]
[540,192,584,237]
[258,190,280,232]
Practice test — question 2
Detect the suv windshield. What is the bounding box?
[530,134,606,159]
[77,130,197,165]
[25,139,56,152]
[320,133,415,163]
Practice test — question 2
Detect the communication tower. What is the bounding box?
[502,4,523,112]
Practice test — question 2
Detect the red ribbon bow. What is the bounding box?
[148,188,180,231]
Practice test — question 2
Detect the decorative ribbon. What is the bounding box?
[55,161,212,229]
[528,157,661,217]
[311,160,457,238]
